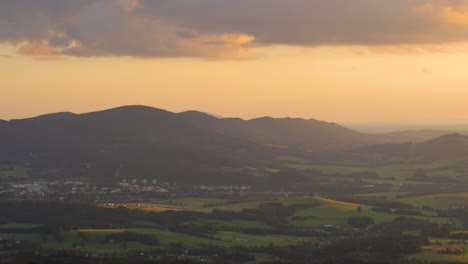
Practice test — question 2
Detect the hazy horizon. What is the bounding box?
[3,104,468,134]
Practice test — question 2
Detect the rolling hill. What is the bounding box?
[0,106,274,183]
[2,106,466,183]
[351,134,468,164]
[179,111,464,152]
[178,111,377,151]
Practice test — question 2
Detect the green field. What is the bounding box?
[363,178,435,186]
[284,162,466,183]
[214,231,305,247]
[190,219,271,229]
[124,198,238,212]
[0,223,42,228]
[153,197,230,206]
[284,163,415,178]
[0,225,308,254]
[427,169,468,179]
[408,237,468,263]
[1,195,463,258]
[402,193,468,210]
[0,166,30,179]
[115,195,461,228]
[289,197,457,228]
[81,228,305,248]
[354,192,408,199]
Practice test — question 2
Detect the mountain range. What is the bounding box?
[353,133,468,165]
[1,105,468,182]
[178,111,466,151]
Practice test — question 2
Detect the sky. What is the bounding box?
[2,0,468,123]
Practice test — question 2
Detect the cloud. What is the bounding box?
[141,0,468,46]
[18,42,57,56]
[17,42,67,60]
[176,31,199,39]
[204,40,231,46]
[0,0,253,58]
[1,0,468,58]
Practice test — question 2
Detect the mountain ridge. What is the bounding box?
[351,133,468,164]
[0,105,274,183]
[2,105,467,183]
[178,110,372,151]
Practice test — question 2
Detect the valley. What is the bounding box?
[2,106,468,263]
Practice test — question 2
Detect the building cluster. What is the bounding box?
[0,178,168,200]
[198,185,251,192]
[0,177,252,201]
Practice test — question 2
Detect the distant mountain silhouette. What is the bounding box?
[0,106,272,183]
[374,129,468,144]
[9,112,76,124]
[179,111,376,151]
[352,133,468,164]
[0,120,6,127]
[2,106,466,182]
[179,111,468,152]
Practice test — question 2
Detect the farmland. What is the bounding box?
[402,193,468,210]
[3,161,468,263]
[0,195,460,253]
[0,166,30,179]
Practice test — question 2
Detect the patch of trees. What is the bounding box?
[0,224,434,264]
[0,201,223,232]
[213,201,320,227]
[372,207,392,213]
[252,169,393,193]
[146,210,213,226]
[438,207,468,228]
[398,183,468,198]
[260,233,425,264]
[167,224,219,240]
[393,209,423,216]
[373,217,456,238]
[215,245,255,262]
[0,201,133,229]
[330,195,415,209]
[371,234,423,255]
[347,216,375,229]
[106,231,160,246]
[372,207,423,216]
[438,247,463,255]
[0,226,45,234]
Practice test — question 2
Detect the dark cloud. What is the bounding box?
[204,40,231,45]
[1,0,468,58]
[176,31,199,39]
[140,0,468,46]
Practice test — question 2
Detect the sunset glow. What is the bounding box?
[2,0,468,123]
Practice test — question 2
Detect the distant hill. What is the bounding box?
[9,112,77,124]
[352,134,468,164]
[3,106,466,182]
[180,111,468,152]
[179,111,377,151]
[375,130,468,144]
[0,120,6,128]
[0,120,6,139]
[0,106,274,183]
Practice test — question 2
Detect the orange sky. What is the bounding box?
[2,43,468,123]
[2,1,468,123]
